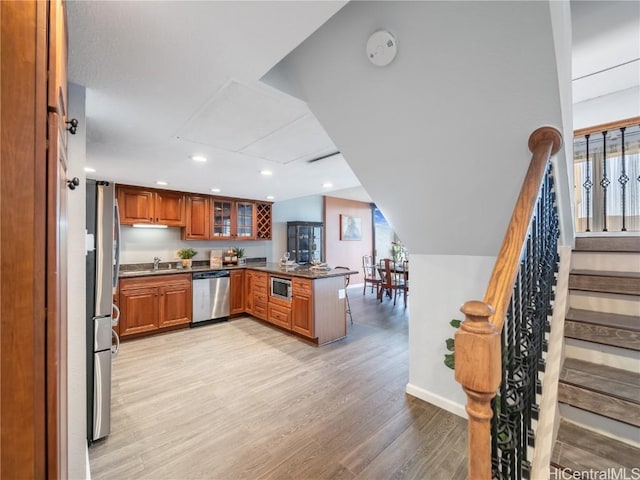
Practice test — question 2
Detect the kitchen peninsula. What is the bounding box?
[116,263,357,346]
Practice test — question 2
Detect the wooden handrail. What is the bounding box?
[573,116,640,137]
[484,126,562,332]
[455,126,562,480]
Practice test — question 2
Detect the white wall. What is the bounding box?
[271,194,323,261]
[67,83,89,478]
[550,0,576,248]
[120,227,273,264]
[264,1,569,416]
[264,1,568,257]
[573,86,640,130]
[406,254,496,416]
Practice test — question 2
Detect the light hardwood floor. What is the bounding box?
[89,289,467,479]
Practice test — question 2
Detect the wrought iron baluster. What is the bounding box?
[584,134,592,232]
[619,127,629,231]
[491,163,559,479]
[601,131,609,231]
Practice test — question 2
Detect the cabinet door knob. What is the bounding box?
[65,118,79,134]
[67,177,80,190]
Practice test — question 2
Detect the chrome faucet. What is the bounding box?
[153,257,161,271]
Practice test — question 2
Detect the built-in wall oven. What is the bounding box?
[270,276,292,301]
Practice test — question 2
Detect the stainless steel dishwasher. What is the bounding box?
[192,270,230,326]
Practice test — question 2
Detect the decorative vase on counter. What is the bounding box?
[182,258,192,268]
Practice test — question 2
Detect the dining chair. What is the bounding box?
[378,258,407,307]
[334,266,353,324]
[362,255,381,296]
[396,260,409,307]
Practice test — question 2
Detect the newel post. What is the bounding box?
[455,300,502,480]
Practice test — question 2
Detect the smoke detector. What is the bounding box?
[366,30,397,67]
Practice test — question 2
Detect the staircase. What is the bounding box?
[551,236,640,474]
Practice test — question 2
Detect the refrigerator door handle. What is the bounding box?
[112,303,120,326]
[111,329,120,358]
[113,199,121,293]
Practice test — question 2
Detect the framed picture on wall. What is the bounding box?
[340,214,362,240]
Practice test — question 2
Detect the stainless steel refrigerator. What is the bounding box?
[86,180,121,443]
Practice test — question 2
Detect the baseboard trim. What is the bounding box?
[405,383,467,419]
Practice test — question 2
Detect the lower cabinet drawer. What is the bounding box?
[268,304,292,330]
[254,292,268,304]
[253,300,268,321]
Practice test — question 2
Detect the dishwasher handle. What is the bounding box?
[192,270,230,280]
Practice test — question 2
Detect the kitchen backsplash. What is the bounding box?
[120,226,273,264]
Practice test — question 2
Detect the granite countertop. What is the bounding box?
[251,263,359,279]
[119,261,358,279]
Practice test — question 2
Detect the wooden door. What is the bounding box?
[292,294,314,337]
[46,0,68,476]
[230,270,245,315]
[155,190,185,226]
[184,195,210,240]
[119,287,159,336]
[117,187,155,225]
[292,279,313,338]
[158,283,192,328]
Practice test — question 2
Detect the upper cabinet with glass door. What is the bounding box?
[211,198,256,240]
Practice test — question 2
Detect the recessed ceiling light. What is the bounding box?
[322,182,333,188]
[156,181,168,186]
[266,195,275,200]
[211,188,221,193]
[191,155,207,162]
[260,170,273,176]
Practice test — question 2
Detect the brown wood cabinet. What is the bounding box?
[118,274,192,338]
[117,185,185,226]
[184,196,271,241]
[211,198,256,240]
[183,195,210,240]
[245,270,268,320]
[256,202,273,240]
[268,296,292,330]
[230,270,245,315]
[291,278,314,338]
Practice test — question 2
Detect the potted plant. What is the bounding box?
[177,248,197,268]
[233,247,246,265]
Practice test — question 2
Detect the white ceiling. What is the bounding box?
[67,1,639,204]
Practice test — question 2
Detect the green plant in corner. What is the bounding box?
[232,247,245,259]
[444,318,462,370]
[177,248,197,259]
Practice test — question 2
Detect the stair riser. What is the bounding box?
[564,320,640,351]
[564,338,640,372]
[569,274,640,296]
[571,252,640,273]
[558,383,640,427]
[569,290,640,316]
[558,405,640,448]
[575,236,640,253]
